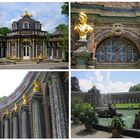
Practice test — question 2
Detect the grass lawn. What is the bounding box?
[112,103,140,109]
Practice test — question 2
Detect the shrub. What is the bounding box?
[79,104,98,130]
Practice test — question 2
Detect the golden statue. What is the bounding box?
[6,109,9,116]
[14,104,18,112]
[22,95,27,106]
[33,80,40,93]
[74,12,93,40]
[21,10,32,17]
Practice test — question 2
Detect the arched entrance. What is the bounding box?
[96,37,139,63]
[23,45,30,59]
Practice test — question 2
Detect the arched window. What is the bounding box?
[96,37,139,63]
[23,21,30,29]
[12,22,17,30]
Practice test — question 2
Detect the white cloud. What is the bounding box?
[107,81,135,93]
[94,71,103,82]
[95,83,105,93]
[79,79,93,92]
[0,71,28,97]
[0,2,66,33]
[95,80,135,94]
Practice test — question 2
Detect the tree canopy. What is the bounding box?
[129,84,140,92]
[0,96,6,101]
[61,2,69,18]
[55,24,68,51]
[0,27,11,36]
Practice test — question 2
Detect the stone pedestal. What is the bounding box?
[32,93,43,138]
[76,39,88,52]
[72,52,93,69]
[72,39,95,69]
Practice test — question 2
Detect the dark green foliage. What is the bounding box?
[0,27,11,36]
[55,24,68,61]
[0,96,6,101]
[109,116,125,129]
[72,103,98,130]
[80,107,98,130]
[129,84,140,92]
[61,2,69,17]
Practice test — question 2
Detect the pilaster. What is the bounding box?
[48,73,68,138]
[31,93,44,138]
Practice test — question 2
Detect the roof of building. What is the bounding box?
[12,11,42,31]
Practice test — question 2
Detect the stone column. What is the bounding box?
[18,39,20,58]
[36,41,38,58]
[56,48,59,58]
[0,120,1,138]
[21,106,29,138]
[43,40,45,57]
[4,118,9,138]
[12,114,18,138]
[32,39,34,58]
[41,83,52,138]
[32,94,43,138]
[48,73,68,138]
[15,39,17,57]
[6,41,8,55]
[9,41,11,56]
[51,48,53,58]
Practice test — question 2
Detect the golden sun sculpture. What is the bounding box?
[21,10,32,17]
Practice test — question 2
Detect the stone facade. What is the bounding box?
[47,31,63,59]
[71,2,140,68]
[0,72,68,138]
[71,76,140,107]
[72,90,140,107]
[71,77,81,91]
[0,35,6,58]
[6,12,47,61]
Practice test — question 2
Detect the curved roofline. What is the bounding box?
[0,72,36,110]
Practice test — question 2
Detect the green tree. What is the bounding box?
[61,2,69,18]
[55,24,68,61]
[0,96,6,101]
[129,84,140,92]
[0,27,11,36]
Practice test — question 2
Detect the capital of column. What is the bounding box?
[50,72,61,80]
[32,93,43,102]
[21,105,29,114]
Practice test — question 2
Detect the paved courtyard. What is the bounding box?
[71,124,112,138]
[0,62,68,69]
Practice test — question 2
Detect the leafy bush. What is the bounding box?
[109,116,125,129]
[79,103,98,130]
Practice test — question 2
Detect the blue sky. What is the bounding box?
[0,2,67,33]
[71,71,140,93]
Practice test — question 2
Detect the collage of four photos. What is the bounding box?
[0,1,140,139]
